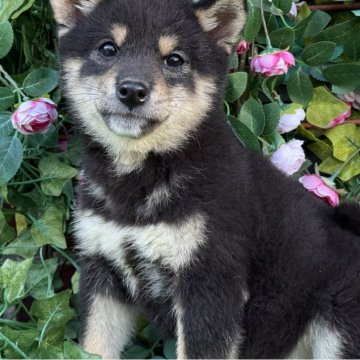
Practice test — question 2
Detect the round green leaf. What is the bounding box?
[301,41,336,66]
[224,72,248,103]
[23,68,60,97]
[0,21,14,59]
[287,71,313,108]
[227,115,260,152]
[0,87,15,110]
[269,28,295,49]
[243,6,261,42]
[0,136,23,185]
[238,98,265,136]
[323,64,360,88]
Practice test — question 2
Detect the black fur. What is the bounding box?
[53,0,360,358]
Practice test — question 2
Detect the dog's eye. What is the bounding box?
[99,42,118,57]
[165,53,185,67]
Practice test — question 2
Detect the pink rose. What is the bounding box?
[277,106,305,134]
[250,49,295,77]
[11,98,58,135]
[298,174,339,207]
[338,91,360,111]
[270,139,305,175]
[326,106,351,128]
[236,40,250,55]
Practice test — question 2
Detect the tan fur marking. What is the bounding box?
[82,294,137,359]
[75,0,101,15]
[111,24,128,47]
[158,35,179,57]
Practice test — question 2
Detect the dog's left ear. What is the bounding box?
[193,0,247,53]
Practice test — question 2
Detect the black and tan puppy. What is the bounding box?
[50,0,360,358]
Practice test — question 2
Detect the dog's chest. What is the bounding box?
[75,210,207,298]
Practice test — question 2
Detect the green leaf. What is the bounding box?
[294,10,331,38]
[262,103,280,135]
[315,19,357,45]
[0,326,38,359]
[0,111,13,137]
[31,291,76,355]
[30,206,67,249]
[301,41,336,66]
[227,115,260,152]
[39,155,78,196]
[71,271,80,294]
[319,155,360,182]
[0,0,26,21]
[307,142,332,161]
[164,339,177,360]
[243,6,261,42]
[269,28,295,49]
[26,258,58,299]
[0,88,15,110]
[325,124,360,162]
[287,71,313,108]
[0,21,13,59]
[10,0,35,19]
[23,68,60,97]
[0,258,33,303]
[238,98,265,136]
[272,0,292,13]
[306,87,349,128]
[0,209,15,244]
[343,22,360,60]
[0,136,23,185]
[224,72,248,103]
[3,230,39,258]
[323,64,360,89]
[64,340,102,359]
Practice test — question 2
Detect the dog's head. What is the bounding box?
[50,0,246,166]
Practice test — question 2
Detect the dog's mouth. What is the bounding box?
[99,110,162,138]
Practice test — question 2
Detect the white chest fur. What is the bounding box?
[74,210,207,298]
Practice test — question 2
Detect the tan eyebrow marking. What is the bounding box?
[158,35,179,57]
[111,24,128,47]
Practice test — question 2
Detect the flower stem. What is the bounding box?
[260,0,272,49]
[0,64,29,101]
[329,146,360,181]
[279,14,293,29]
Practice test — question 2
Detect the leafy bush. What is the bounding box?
[0,0,359,358]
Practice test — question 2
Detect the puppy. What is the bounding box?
[50,0,360,358]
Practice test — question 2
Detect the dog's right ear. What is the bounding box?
[50,0,99,36]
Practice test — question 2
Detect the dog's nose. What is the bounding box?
[118,81,149,109]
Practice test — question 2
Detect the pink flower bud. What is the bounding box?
[326,105,351,128]
[298,174,339,207]
[250,49,295,77]
[236,40,250,55]
[270,139,305,176]
[277,105,305,134]
[11,98,58,135]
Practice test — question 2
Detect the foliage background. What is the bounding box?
[0,0,360,358]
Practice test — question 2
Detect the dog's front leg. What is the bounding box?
[175,275,247,359]
[79,257,137,359]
